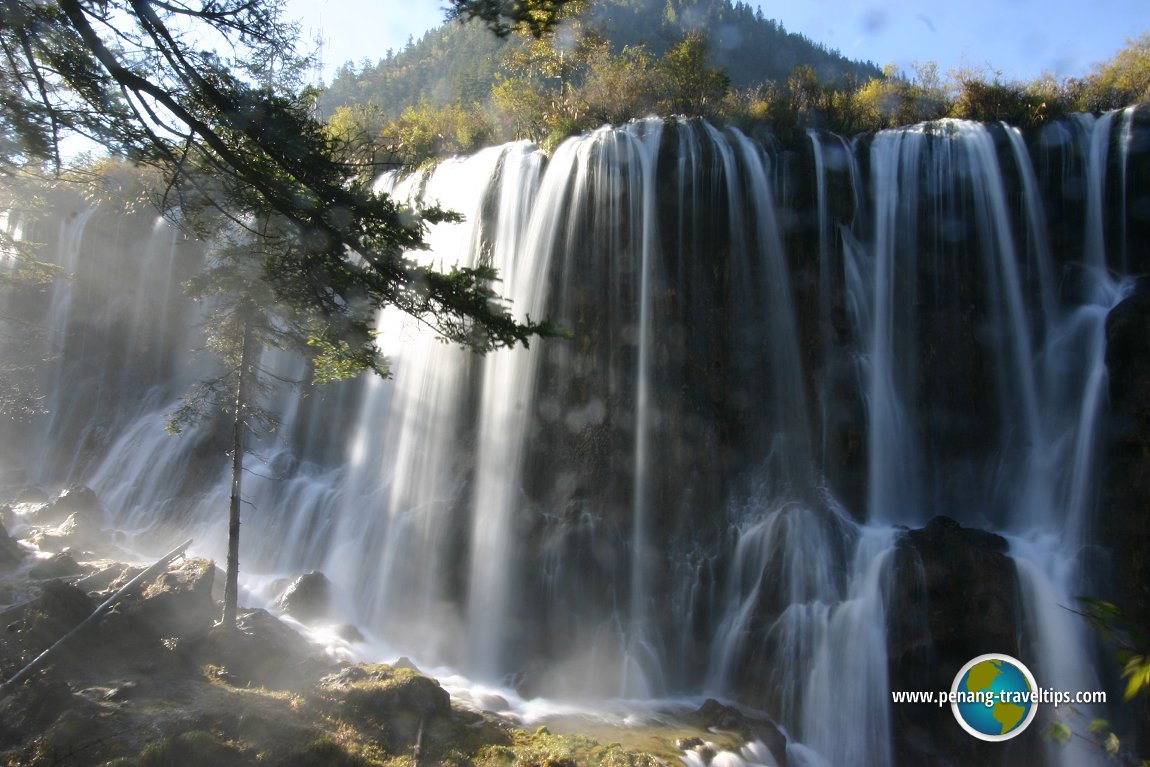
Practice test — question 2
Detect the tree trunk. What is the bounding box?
[221,309,255,629]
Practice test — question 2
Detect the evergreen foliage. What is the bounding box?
[318,0,881,124]
[0,0,559,361]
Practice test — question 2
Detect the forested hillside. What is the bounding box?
[317,0,881,119]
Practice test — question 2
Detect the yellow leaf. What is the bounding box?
[1048,722,1072,745]
[1121,654,1150,700]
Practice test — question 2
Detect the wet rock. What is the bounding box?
[1103,276,1150,754]
[53,485,98,512]
[74,680,141,703]
[28,512,103,554]
[0,521,22,570]
[197,609,330,689]
[335,623,365,643]
[393,655,420,672]
[27,485,99,527]
[7,502,47,531]
[75,562,139,594]
[235,608,313,659]
[277,571,332,624]
[28,552,83,580]
[689,699,787,767]
[888,516,1017,665]
[102,680,140,701]
[474,691,509,711]
[133,557,216,637]
[0,580,95,676]
[29,578,94,627]
[886,515,1024,767]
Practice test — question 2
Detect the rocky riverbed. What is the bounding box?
[0,485,787,767]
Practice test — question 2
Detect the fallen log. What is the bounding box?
[0,538,194,694]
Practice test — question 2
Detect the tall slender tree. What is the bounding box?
[166,207,311,628]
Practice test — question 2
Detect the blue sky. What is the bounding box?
[287,0,1147,83]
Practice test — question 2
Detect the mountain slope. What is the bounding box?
[318,0,882,119]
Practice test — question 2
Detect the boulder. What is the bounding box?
[886,516,1026,767]
[335,623,365,644]
[318,664,450,714]
[75,562,140,594]
[277,571,332,624]
[52,485,99,514]
[6,564,195,681]
[28,512,103,554]
[0,580,95,675]
[316,663,451,751]
[24,485,100,528]
[28,552,83,580]
[196,608,330,689]
[393,655,420,673]
[0,521,23,570]
[688,699,788,767]
[133,557,216,637]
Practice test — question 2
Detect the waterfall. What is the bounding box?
[466,141,548,680]
[865,126,926,526]
[3,106,1147,766]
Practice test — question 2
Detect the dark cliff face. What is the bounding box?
[886,516,1031,767]
[1104,276,1150,754]
[501,112,1150,763]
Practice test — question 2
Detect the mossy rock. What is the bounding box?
[195,609,331,689]
[472,724,661,767]
[318,664,450,717]
[316,664,450,753]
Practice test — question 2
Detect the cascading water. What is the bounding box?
[2,106,1147,766]
[465,141,549,679]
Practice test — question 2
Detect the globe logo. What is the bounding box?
[951,653,1039,741]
